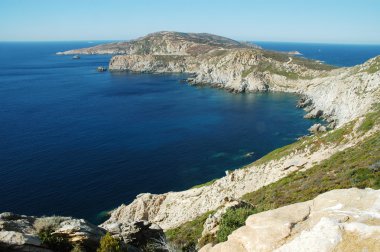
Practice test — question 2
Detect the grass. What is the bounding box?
[165,210,215,252]
[366,57,380,74]
[242,130,380,212]
[191,179,218,189]
[358,105,380,132]
[261,50,337,71]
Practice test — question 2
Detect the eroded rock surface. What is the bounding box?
[200,188,380,252]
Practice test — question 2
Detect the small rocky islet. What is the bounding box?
[2,31,380,251]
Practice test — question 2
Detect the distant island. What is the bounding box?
[1,31,379,252]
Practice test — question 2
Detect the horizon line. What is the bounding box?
[1,39,380,46]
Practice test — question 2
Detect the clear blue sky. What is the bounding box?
[1,0,379,44]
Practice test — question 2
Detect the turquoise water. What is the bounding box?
[1,41,378,223]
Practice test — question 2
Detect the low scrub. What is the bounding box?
[216,206,257,243]
[97,233,123,252]
[165,211,215,252]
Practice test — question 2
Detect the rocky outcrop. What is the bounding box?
[101,221,168,251]
[0,212,104,251]
[0,212,168,252]
[108,49,380,127]
[308,123,327,133]
[201,200,251,238]
[200,188,380,252]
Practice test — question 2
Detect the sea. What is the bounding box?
[1,41,379,223]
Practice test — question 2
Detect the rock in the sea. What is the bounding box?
[296,97,312,108]
[308,123,327,133]
[200,188,380,252]
[97,66,107,72]
[304,109,323,119]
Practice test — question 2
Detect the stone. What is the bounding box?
[200,188,380,252]
[101,220,169,251]
[308,123,327,133]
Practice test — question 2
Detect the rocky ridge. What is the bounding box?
[200,188,380,252]
[59,32,380,127]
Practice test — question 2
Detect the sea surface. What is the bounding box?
[255,41,380,67]
[0,42,379,223]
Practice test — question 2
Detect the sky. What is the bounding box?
[1,0,379,44]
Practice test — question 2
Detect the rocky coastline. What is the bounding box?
[2,31,379,251]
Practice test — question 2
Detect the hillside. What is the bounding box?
[57,31,256,56]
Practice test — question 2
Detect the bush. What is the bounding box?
[71,244,84,252]
[34,216,68,233]
[165,211,215,252]
[39,229,72,252]
[97,233,122,252]
[216,206,257,243]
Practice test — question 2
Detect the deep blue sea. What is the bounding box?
[1,42,379,223]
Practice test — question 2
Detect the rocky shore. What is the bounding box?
[3,31,378,251]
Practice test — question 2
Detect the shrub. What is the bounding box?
[97,233,122,252]
[165,211,215,252]
[216,206,257,243]
[34,216,68,233]
[71,244,84,252]
[39,229,72,252]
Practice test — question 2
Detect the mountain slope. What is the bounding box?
[57,31,256,56]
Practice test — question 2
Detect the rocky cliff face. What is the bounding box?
[200,188,380,252]
[58,31,380,127]
[108,48,380,127]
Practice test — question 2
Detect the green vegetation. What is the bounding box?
[71,245,85,252]
[254,61,300,80]
[216,206,257,243]
[242,130,380,212]
[261,50,337,71]
[366,57,380,74]
[165,211,215,251]
[358,105,380,132]
[39,229,72,252]
[97,233,122,252]
[191,179,218,189]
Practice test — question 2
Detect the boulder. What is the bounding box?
[200,188,380,252]
[101,220,169,252]
[308,123,327,133]
[0,212,104,251]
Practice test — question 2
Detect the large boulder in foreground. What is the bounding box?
[0,212,168,252]
[200,188,380,252]
[101,220,169,251]
[0,212,105,251]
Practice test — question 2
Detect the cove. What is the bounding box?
[0,42,316,223]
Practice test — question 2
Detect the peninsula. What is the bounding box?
[1,32,379,252]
